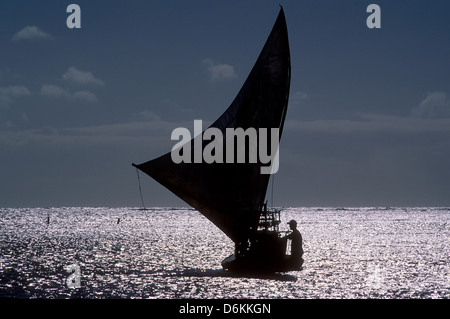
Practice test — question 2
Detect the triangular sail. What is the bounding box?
[133,8,290,243]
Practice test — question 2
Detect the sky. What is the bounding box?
[1,0,450,208]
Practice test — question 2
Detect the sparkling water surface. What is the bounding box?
[0,207,448,298]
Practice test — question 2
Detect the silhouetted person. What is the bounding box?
[283,219,303,268]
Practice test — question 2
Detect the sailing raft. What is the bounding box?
[133,8,302,273]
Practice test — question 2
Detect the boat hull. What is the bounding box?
[221,253,303,273]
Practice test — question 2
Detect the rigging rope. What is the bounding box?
[135,167,146,210]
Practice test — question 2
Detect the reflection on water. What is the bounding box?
[166,268,298,282]
[0,207,449,298]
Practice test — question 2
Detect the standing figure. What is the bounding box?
[284,219,304,268]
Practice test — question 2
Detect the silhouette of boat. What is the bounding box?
[133,7,301,273]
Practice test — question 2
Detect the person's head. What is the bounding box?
[288,219,297,230]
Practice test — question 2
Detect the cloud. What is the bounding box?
[63,67,104,86]
[137,110,161,121]
[40,67,103,103]
[286,91,450,134]
[0,118,186,150]
[411,91,450,118]
[40,84,70,98]
[0,85,30,97]
[40,84,98,103]
[0,85,31,109]
[285,113,450,134]
[290,91,309,105]
[12,26,54,41]
[73,91,98,102]
[202,58,237,82]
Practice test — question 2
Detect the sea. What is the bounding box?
[0,207,448,300]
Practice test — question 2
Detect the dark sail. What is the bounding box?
[133,8,290,243]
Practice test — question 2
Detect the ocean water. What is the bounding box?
[0,207,448,299]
